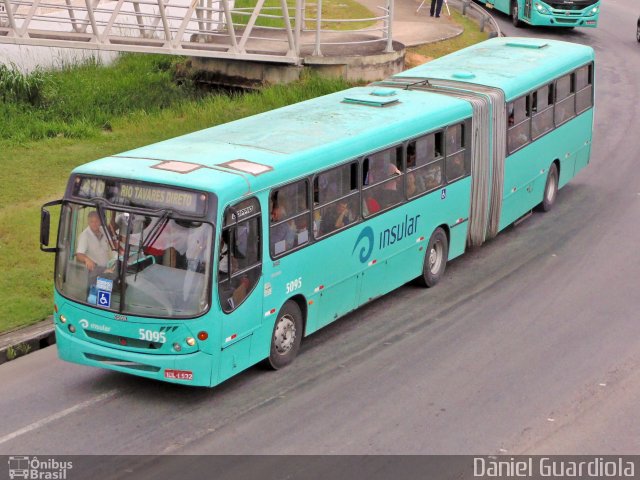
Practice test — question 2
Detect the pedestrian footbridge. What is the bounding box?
[0,0,395,64]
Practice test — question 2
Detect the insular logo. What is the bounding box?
[352,214,422,264]
[352,226,374,263]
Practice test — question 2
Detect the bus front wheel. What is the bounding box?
[539,163,559,212]
[511,1,523,27]
[418,227,448,288]
[267,301,303,370]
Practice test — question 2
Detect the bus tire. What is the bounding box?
[417,227,448,288]
[539,163,559,212]
[511,0,523,27]
[267,301,303,370]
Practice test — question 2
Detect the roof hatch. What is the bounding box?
[505,40,549,49]
[342,89,399,107]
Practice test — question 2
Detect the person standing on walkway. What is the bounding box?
[430,0,444,17]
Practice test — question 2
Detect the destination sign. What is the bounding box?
[71,176,208,216]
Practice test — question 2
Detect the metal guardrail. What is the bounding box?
[454,0,503,37]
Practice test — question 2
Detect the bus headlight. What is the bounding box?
[186,337,196,347]
[59,315,67,324]
[590,6,598,14]
[535,2,549,13]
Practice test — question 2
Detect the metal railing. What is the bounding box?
[455,0,502,37]
[0,0,394,64]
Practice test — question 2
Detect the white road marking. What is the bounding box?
[0,389,119,445]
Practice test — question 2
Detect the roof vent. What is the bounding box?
[505,40,549,49]
[370,89,397,97]
[452,71,476,79]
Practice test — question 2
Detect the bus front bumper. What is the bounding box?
[530,8,599,28]
[55,324,215,387]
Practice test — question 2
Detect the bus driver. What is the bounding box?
[76,211,115,272]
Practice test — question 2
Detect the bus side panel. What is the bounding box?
[493,0,511,15]
[499,110,593,230]
[354,180,470,308]
[258,180,471,341]
[572,110,594,177]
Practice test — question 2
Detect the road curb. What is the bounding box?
[0,317,55,365]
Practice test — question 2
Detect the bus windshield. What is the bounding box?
[55,202,214,318]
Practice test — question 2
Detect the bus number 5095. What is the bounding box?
[286,277,302,294]
[139,329,167,343]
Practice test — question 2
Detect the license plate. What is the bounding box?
[164,369,193,381]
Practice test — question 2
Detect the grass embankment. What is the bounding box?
[406,11,490,68]
[0,8,487,333]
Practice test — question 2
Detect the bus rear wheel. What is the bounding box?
[511,1,523,27]
[267,301,303,370]
[417,227,448,288]
[539,163,559,212]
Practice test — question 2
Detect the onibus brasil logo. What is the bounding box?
[8,456,73,479]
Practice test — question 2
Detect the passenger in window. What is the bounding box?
[364,191,381,216]
[447,155,465,180]
[407,144,417,169]
[271,204,296,254]
[508,104,515,126]
[380,163,402,205]
[424,163,443,190]
[320,200,354,235]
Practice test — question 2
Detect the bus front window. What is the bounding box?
[56,203,213,318]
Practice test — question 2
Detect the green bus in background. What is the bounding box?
[478,0,600,28]
[40,37,595,388]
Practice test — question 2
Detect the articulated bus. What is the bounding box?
[478,0,600,28]
[40,38,595,387]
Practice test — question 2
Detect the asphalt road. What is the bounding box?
[1,0,639,462]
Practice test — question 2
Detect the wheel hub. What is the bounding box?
[274,314,296,354]
[429,242,442,273]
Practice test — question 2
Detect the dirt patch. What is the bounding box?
[404,52,433,70]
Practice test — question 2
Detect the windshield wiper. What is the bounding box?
[95,202,117,251]
[142,210,171,249]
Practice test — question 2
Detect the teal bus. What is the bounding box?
[40,37,595,387]
[477,0,600,28]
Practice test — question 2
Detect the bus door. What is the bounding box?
[217,197,263,381]
[524,0,532,19]
[312,162,360,329]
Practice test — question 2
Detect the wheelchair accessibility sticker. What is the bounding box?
[97,290,111,308]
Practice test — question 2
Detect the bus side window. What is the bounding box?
[445,123,468,181]
[554,73,576,126]
[218,198,262,313]
[362,146,403,217]
[314,161,359,238]
[507,96,531,154]
[532,84,554,140]
[575,64,593,114]
[270,180,310,257]
[407,133,443,198]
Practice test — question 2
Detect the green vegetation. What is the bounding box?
[232,0,376,29]
[0,7,487,334]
